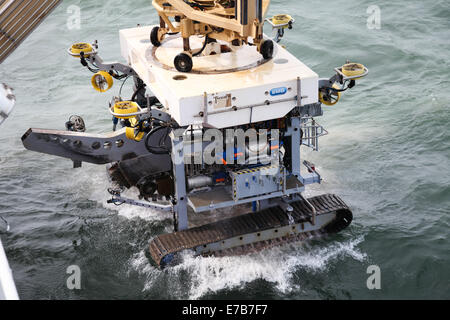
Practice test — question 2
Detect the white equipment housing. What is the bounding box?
[120,26,318,129]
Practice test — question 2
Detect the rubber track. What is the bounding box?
[149,194,352,267]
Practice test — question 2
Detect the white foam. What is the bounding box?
[69,165,170,222]
[129,236,367,299]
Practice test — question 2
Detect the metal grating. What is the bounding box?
[0,0,61,63]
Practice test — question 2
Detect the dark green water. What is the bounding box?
[0,0,449,299]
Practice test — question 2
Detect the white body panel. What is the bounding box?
[120,26,318,128]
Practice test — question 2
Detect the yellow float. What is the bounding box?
[113,101,139,119]
[69,43,94,58]
[341,63,366,80]
[91,71,113,93]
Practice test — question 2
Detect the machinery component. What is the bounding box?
[136,177,157,199]
[122,26,318,128]
[21,128,153,164]
[67,41,138,93]
[20,2,369,268]
[107,188,173,212]
[109,102,148,118]
[173,52,193,73]
[319,62,368,106]
[127,172,175,200]
[151,0,274,72]
[0,83,15,126]
[260,39,274,59]
[341,63,367,79]
[187,175,214,190]
[319,83,341,106]
[125,127,146,142]
[22,107,172,164]
[231,165,284,201]
[271,14,294,26]
[300,118,328,151]
[298,102,323,118]
[91,71,113,92]
[335,62,369,81]
[109,154,172,188]
[149,194,352,268]
[69,43,95,58]
[113,101,139,119]
[303,160,318,174]
[144,125,171,154]
[150,26,162,47]
[265,14,295,43]
[65,115,86,132]
[65,116,85,171]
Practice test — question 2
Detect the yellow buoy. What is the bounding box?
[91,71,113,93]
[113,101,139,119]
[341,63,366,79]
[69,43,94,58]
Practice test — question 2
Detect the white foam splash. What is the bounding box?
[129,236,367,299]
[69,166,170,222]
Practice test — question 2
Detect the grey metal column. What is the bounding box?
[291,76,302,179]
[171,130,189,231]
[290,117,301,179]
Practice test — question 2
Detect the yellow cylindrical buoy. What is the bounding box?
[91,71,113,93]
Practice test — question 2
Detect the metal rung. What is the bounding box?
[301,119,328,151]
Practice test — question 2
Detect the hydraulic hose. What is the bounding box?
[144,125,171,154]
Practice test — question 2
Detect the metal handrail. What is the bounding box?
[301,119,328,151]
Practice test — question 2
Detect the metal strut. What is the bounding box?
[300,193,317,225]
[107,188,173,212]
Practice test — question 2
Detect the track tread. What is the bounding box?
[149,194,352,267]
